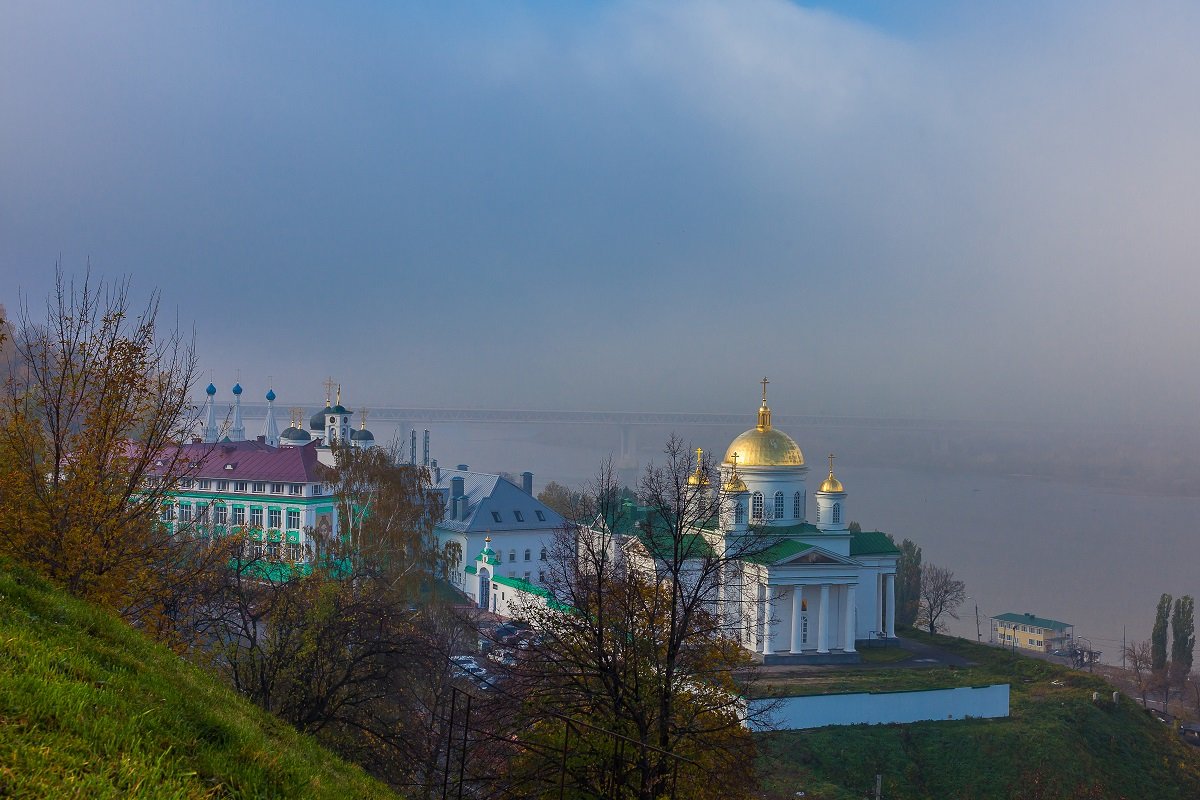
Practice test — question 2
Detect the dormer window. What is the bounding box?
[535,510,546,522]
[224,463,236,470]
[491,511,502,523]
[513,510,525,522]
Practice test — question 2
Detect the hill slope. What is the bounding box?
[756,633,1200,799]
[0,562,399,799]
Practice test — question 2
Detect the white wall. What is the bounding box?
[747,684,1009,730]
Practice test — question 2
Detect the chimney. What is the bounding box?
[257,435,265,443]
[521,471,533,495]
[191,437,202,444]
[457,464,469,471]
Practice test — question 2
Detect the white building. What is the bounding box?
[590,382,900,664]
[430,465,566,605]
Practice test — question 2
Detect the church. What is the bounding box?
[476,380,900,664]
[706,381,901,663]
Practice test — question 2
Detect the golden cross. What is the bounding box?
[730,452,739,470]
[336,384,342,406]
[828,453,835,474]
[323,376,335,404]
[360,407,369,428]
[760,376,769,404]
[695,447,703,464]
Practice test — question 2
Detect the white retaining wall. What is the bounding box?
[748,683,1009,730]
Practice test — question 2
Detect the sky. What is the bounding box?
[3,1,1199,425]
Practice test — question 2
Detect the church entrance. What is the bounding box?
[478,568,490,610]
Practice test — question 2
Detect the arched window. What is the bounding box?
[815,505,821,523]
[734,502,745,524]
[774,491,784,519]
[832,503,841,524]
[539,547,547,561]
[524,548,531,561]
[793,491,802,519]
[751,492,764,520]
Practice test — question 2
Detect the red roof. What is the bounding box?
[156,440,325,483]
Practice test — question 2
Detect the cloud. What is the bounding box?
[2,1,1198,424]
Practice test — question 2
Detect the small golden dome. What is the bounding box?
[722,451,748,493]
[817,453,845,493]
[722,377,804,467]
[687,447,711,486]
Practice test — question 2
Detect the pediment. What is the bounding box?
[775,546,858,568]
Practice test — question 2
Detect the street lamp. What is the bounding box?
[966,595,982,642]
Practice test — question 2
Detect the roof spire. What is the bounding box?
[360,407,368,430]
[323,376,335,406]
[828,453,835,477]
[756,377,772,431]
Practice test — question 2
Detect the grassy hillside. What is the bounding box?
[0,562,399,799]
[756,632,1200,799]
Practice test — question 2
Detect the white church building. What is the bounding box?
[487,382,900,664]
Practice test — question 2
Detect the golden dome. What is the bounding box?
[723,428,805,467]
[723,474,748,493]
[687,448,711,486]
[722,377,805,467]
[817,454,845,493]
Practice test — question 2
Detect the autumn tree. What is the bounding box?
[507,441,775,800]
[916,563,966,635]
[1172,595,1195,684]
[537,479,585,518]
[0,268,226,638]
[320,438,443,594]
[892,536,922,629]
[1152,593,1172,672]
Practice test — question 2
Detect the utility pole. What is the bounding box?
[1122,626,1126,671]
[874,773,882,799]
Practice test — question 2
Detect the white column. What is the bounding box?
[844,584,857,653]
[755,583,765,652]
[762,585,776,656]
[885,573,896,638]
[790,586,804,654]
[817,583,831,653]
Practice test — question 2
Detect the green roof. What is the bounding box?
[490,575,573,612]
[464,564,477,575]
[993,612,1072,632]
[741,539,810,565]
[848,530,900,556]
[633,531,715,561]
[762,522,824,536]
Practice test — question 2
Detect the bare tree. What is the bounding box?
[506,439,778,800]
[1124,640,1153,706]
[917,563,966,635]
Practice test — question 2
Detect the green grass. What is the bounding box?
[755,631,1200,799]
[0,562,400,799]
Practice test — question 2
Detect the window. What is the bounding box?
[523,571,531,582]
[197,479,210,490]
[492,511,503,523]
[215,505,227,525]
[178,504,192,522]
[252,482,265,493]
[751,492,764,520]
[196,504,209,524]
[266,541,280,560]
[289,484,303,495]
[540,547,547,561]
[180,478,192,489]
[535,510,546,522]
[538,571,545,583]
[794,491,802,519]
[234,481,247,493]
[774,491,784,520]
[815,505,821,523]
[271,483,284,494]
[232,506,245,526]
[268,509,281,529]
[734,502,745,524]
[514,510,525,522]
[507,549,516,563]
[160,505,174,522]
[286,543,303,562]
[312,484,323,496]
[524,548,531,561]
[287,509,300,529]
[250,507,263,527]
[832,503,841,524]
[216,480,228,491]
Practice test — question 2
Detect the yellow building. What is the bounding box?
[990,612,1073,653]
